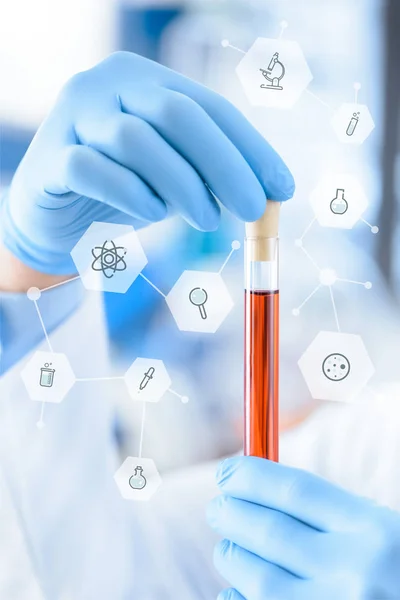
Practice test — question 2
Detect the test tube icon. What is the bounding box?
[40,363,55,388]
[346,112,360,136]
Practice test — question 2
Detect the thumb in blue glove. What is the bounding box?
[208,456,400,600]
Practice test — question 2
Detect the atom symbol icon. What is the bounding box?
[91,240,128,279]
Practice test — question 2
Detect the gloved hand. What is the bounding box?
[0,51,294,275]
[207,457,400,600]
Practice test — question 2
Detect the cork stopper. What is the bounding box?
[245,200,281,239]
[245,200,281,261]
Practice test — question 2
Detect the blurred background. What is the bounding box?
[1,0,399,474]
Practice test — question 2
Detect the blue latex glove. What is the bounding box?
[0,51,294,275]
[207,457,400,600]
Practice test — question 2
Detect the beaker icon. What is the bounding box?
[330,189,348,215]
[40,363,55,388]
[129,466,147,490]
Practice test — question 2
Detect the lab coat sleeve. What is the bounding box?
[0,289,137,599]
[0,279,83,375]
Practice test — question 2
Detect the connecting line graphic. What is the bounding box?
[304,89,334,113]
[278,20,288,39]
[32,300,54,354]
[293,234,372,332]
[328,285,341,332]
[37,402,46,430]
[295,240,320,272]
[75,376,125,382]
[306,82,363,115]
[29,294,53,428]
[360,218,379,235]
[168,388,189,403]
[135,388,188,462]
[218,240,241,274]
[139,273,167,298]
[138,402,146,459]
[138,240,241,298]
[27,278,82,428]
[222,20,288,52]
[298,217,317,242]
[39,275,81,294]
[354,82,361,105]
[221,39,246,54]
[75,376,188,459]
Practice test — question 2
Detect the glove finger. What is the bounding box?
[45,144,167,223]
[122,87,267,222]
[76,111,220,231]
[208,495,325,578]
[216,457,373,533]
[218,588,246,600]
[114,52,295,204]
[214,539,301,600]
[168,75,296,202]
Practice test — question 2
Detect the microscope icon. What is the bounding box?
[260,52,285,91]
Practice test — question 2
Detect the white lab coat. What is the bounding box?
[0,286,399,599]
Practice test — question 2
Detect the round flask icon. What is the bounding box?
[330,189,348,215]
[129,466,147,490]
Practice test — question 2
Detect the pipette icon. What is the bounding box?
[139,367,155,391]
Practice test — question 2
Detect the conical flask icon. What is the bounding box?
[129,466,147,490]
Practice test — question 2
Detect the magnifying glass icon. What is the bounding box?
[189,287,208,320]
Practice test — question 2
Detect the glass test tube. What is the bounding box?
[244,237,279,461]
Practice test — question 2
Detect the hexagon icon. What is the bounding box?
[70,221,147,293]
[166,270,234,333]
[332,103,375,145]
[236,37,313,109]
[310,174,368,229]
[21,350,75,403]
[114,457,161,501]
[298,331,374,403]
[125,358,171,403]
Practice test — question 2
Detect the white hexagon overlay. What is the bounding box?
[298,331,375,403]
[70,221,147,293]
[21,351,75,403]
[310,174,369,229]
[125,358,171,403]
[114,457,161,501]
[332,103,375,145]
[236,38,313,109]
[166,271,234,333]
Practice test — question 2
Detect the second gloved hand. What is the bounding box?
[0,51,294,275]
[207,457,400,600]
